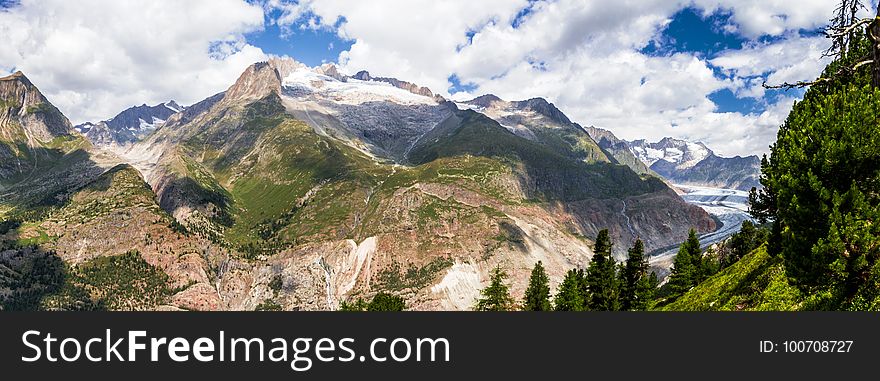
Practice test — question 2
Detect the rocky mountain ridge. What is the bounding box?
[75,101,184,147]
[628,137,761,191]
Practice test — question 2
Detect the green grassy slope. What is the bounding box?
[656,243,880,311]
[659,247,805,311]
[408,110,666,201]
[167,96,389,253]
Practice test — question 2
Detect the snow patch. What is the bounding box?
[137,117,165,131]
[282,67,436,106]
[164,102,180,113]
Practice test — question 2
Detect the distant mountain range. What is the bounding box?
[75,101,184,146]
[627,137,761,191]
[1,60,721,311]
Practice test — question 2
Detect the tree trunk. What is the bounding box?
[872,8,880,88]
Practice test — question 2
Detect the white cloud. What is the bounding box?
[692,0,836,38]
[286,0,532,94]
[0,0,268,123]
[711,35,832,98]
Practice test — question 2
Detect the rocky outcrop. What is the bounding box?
[351,70,435,98]
[582,125,653,175]
[222,62,284,104]
[315,63,346,82]
[0,71,73,142]
[512,98,571,125]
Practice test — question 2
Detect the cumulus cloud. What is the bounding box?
[711,35,833,98]
[692,0,835,38]
[0,0,268,123]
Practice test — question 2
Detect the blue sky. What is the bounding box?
[0,0,856,156]
[245,6,352,67]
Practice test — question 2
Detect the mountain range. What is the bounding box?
[74,101,184,147]
[0,59,720,311]
[627,137,761,191]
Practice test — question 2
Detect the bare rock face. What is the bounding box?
[315,63,346,82]
[222,62,284,104]
[350,70,435,98]
[268,56,306,79]
[220,57,311,106]
[0,71,73,142]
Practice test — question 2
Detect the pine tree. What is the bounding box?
[668,229,701,295]
[750,23,880,302]
[367,293,406,311]
[522,261,552,311]
[474,266,515,311]
[554,269,586,311]
[620,239,653,310]
[585,229,619,310]
[339,292,407,311]
[722,220,767,268]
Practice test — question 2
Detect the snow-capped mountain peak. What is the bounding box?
[625,137,761,191]
[280,65,437,106]
[75,100,186,147]
[628,137,712,169]
[164,100,184,113]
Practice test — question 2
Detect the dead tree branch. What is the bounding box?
[763,57,874,90]
[825,17,875,38]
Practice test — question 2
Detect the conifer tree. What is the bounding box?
[522,261,552,311]
[554,269,586,311]
[475,266,515,311]
[722,220,767,268]
[748,4,880,308]
[620,239,653,310]
[668,229,701,295]
[585,229,619,311]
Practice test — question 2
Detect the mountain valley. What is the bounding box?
[1,59,723,310]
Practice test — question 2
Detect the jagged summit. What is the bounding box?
[315,63,345,82]
[345,70,436,98]
[629,137,713,168]
[165,100,183,112]
[0,70,73,142]
[463,94,502,107]
[513,97,571,124]
[0,70,79,179]
[76,100,185,146]
[352,70,372,81]
[1,70,28,82]
[458,94,570,125]
[627,137,760,191]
